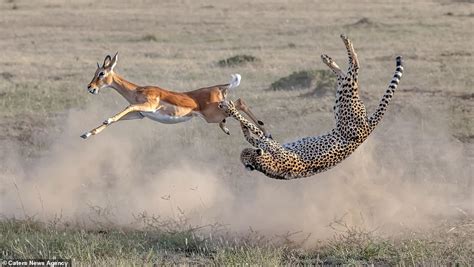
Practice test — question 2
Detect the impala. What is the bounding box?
[81,53,268,139]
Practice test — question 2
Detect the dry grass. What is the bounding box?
[0,0,473,265]
[1,215,472,265]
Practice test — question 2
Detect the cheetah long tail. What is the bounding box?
[367,56,403,128]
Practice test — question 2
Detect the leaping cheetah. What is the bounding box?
[218,35,403,180]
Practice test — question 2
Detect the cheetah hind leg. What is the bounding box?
[321,54,344,77]
[340,34,359,78]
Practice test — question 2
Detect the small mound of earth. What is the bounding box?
[217,55,260,67]
[0,72,14,81]
[270,69,336,96]
[348,17,381,27]
[139,34,158,42]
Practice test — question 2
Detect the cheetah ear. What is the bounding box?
[256,148,263,156]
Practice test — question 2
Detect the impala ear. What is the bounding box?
[109,52,118,71]
[103,55,112,68]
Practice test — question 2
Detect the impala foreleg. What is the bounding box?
[81,124,107,139]
[81,103,157,139]
[103,102,159,125]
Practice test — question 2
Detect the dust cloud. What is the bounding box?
[0,100,472,240]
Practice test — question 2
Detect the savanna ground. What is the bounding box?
[0,0,473,265]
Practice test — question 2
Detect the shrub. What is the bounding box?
[217,55,260,67]
[270,69,335,96]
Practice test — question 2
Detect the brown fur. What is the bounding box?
[82,53,268,139]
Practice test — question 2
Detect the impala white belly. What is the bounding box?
[140,102,195,124]
[141,111,193,124]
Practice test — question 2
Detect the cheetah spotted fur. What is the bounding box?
[218,35,404,180]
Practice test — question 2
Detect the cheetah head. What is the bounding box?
[240,148,267,171]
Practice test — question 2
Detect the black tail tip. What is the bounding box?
[396,56,403,65]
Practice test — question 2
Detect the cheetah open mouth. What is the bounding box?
[245,164,255,171]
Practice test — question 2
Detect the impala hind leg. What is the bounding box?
[234,98,271,138]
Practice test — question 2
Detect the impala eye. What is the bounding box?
[98,71,105,78]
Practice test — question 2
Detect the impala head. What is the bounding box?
[87,52,118,95]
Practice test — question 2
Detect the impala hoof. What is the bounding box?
[81,132,91,139]
[221,127,230,135]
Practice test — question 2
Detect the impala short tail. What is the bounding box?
[218,73,241,99]
[220,73,241,91]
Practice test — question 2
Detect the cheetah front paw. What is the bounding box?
[218,100,235,112]
[340,34,349,41]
